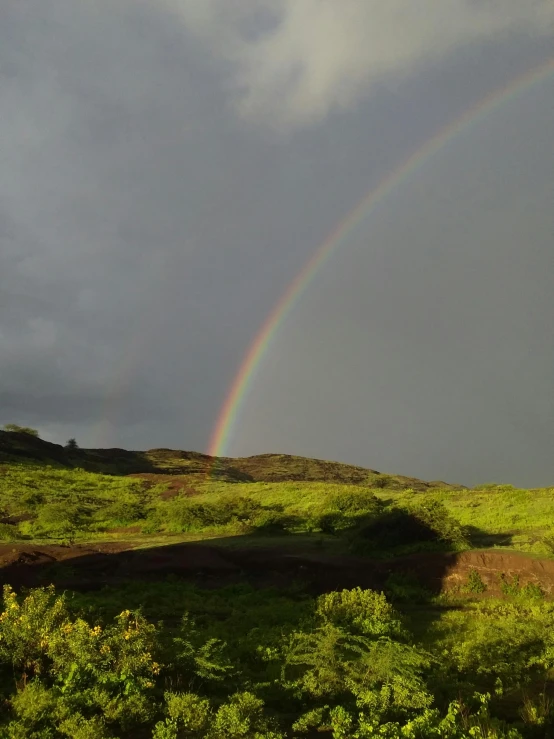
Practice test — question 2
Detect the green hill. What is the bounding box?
[0,428,552,557]
[0,429,461,488]
[2,429,554,737]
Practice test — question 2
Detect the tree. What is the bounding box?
[65,438,79,450]
[2,423,39,437]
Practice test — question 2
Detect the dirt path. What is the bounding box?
[0,541,552,595]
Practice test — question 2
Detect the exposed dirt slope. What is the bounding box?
[0,541,551,597]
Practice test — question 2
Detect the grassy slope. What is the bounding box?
[2,432,554,736]
[1,430,553,556]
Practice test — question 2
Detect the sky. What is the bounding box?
[1,1,553,487]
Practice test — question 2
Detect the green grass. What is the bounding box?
[380,484,554,556]
[2,429,554,559]
[0,462,153,540]
[3,460,554,558]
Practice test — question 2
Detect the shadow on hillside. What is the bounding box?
[73,448,254,481]
[465,525,513,549]
[0,513,511,601]
[0,537,448,596]
[0,431,252,480]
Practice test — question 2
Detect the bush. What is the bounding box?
[351,508,436,553]
[317,512,344,535]
[251,510,289,535]
[0,522,21,541]
[350,500,469,555]
[315,587,404,638]
[385,573,431,603]
[0,582,549,737]
[323,489,383,515]
[313,491,384,535]
[34,502,87,540]
[3,424,39,437]
[151,494,276,533]
[369,473,394,489]
[284,588,431,720]
[407,499,469,547]
[103,498,145,525]
[465,568,487,594]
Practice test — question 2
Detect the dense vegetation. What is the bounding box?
[1,460,553,556]
[2,579,554,737]
[1,429,554,736]
[0,461,472,555]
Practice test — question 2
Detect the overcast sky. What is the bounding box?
[1,1,553,486]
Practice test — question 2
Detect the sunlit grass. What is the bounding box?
[2,458,554,557]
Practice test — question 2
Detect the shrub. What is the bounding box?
[351,508,436,553]
[251,510,289,535]
[369,473,394,489]
[317,512,344,535]
[385,573,431,603]
[284,588,431,719]
[500,574,521,597]
[151,495,271,533]
[208,692,283,739]
[34,502,87,540]
[350,501,468,555]
[466,568,487,594]
[0,522,21,541]
[407,499,469,548]
[153,692,211,738]
[324,489,383,516]
[103,498,145,525]
[3,424,39,437]
[315,587,404,639]
[315,490,384,536]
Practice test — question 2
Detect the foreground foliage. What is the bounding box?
[0,582,553,737]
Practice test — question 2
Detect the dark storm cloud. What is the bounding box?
[0,0,240,442]
[228,80,554,486]
[1,1,553,486]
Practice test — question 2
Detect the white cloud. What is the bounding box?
[167,0,554,128]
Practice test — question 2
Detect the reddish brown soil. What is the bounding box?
[127,473,200,499]
[0,542,553,596]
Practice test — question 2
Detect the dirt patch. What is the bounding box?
[127,473,200,499]
[441,550,554,595]
[0,542,132,588]
[0,542,553,596]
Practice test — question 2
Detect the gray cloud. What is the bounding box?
[227,82,554,486]
[168,0,554,128]
[1,1,553,487]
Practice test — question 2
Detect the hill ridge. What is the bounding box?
[0,429,462,490]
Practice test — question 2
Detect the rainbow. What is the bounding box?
[208,57,554,459]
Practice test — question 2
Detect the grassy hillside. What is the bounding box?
[0,430,553,555]
[0,429,461,486]
[2,428,554,737]
[0,429,469,549]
